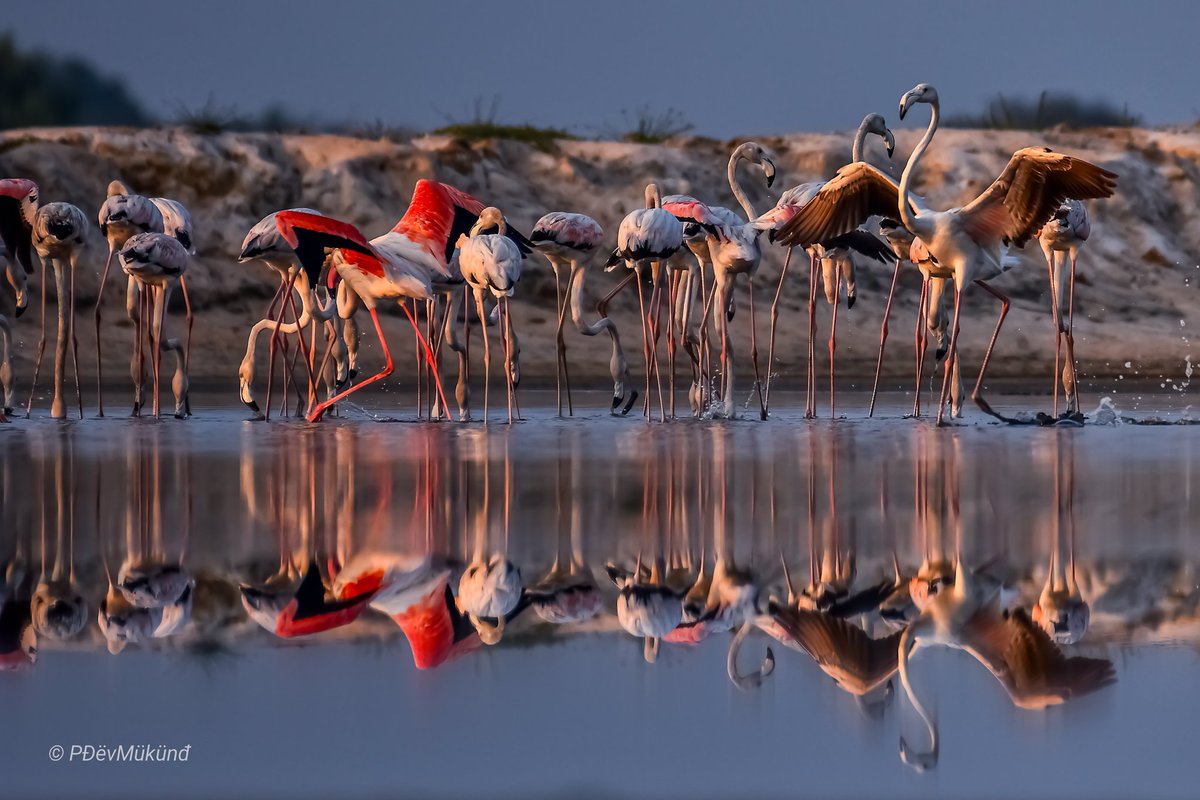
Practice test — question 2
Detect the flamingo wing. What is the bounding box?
[395,180,531,272]
[275,562,377,638]
[0,178,36,274]
[824,229,897,264]
[770,604,901,694]
[661,194,725,238]
[998,608,1116,708]
[274,210,381,286]
[775,162,907,248]
[958,147,1117,247]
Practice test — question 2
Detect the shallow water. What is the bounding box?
[1,393,1198,799]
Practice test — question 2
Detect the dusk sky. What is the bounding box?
[8,1,1200,137]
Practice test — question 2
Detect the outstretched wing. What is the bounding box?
[394,180,530,272]
[958,147,1117,247]
[999,608,1116,709]
[824,229,897,264]
[776,162,907,248]
[770,603,901,694]
[274,210,381,287]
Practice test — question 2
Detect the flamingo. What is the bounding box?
[531,212,634,416]
[1039,199,1092,417]
[31,441,89,641]
[754,114,895,418]
[777,83,1117,424]
[0,179,38,422]
[0,561,36,671]
[605,183,684,421]
[95,181,164,416]
[610,556,682,663]
[237,209,348,418]
[117,232,190,418]
[27,202,88,420]
[457,207,526,425]
[279,181,528,422]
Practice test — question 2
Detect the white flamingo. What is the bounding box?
[531,211,635,416]
[28,202,88,420]
[1039,199,1092,416]
[605,183,685,421]
[117,232,190,418]
[777,83,1117,424]
[457,207,525,425]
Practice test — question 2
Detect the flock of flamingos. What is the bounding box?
[0,83,1118,426]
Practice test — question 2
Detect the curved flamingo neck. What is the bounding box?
[898,620,939,768]
[899,99,939,233]
[851,117,871,163]
[727,153,756,221]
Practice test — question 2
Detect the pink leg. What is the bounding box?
[94,248,115,416]
[308,307,394,422]
[970,279,1012,423]
[870,256,904,418]
[935,284,962,427]
[748,276,767,420]
[764,246,793,417]
[912,278,929,418]
[828,276,839,420]
[265,271,298,422]
[806,252,818,419]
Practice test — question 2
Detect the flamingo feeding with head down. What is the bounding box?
[531,212,634,416]
[777,83,1117,425]
[117,232,190,418]
[26,202,89,420]
[605,183,684,421]
[457,207,526,425]
[238,208,349,418]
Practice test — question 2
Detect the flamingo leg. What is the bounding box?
[474,290,491,424]
[635,265,652,420]
[24,259,48,417]
[748,276,767,420]
[307,307,395,422]
[502,297,515,424]
[666,269,678,419]
[152,284,167,419]
[829,276,839,421]
[648,263,666,422]
[935,283,962,427]
[764,246,792,417]
[49,258,69,419]
[94,247,116,416]
[806,251,818,419]
[265,271,298,422]
[283,282,318,416]
[1065,251,1080,414]
[1045,248,1063,417]
[969,279,1012,423]
[69,255,82,419]
[179,275,194,376]
[400,298,450,418]
[911,277,929,418]
[870,255,904,418]
[553,263,565,416]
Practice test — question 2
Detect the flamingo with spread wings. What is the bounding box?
[777,84,1117,424]
[274,180,529,422]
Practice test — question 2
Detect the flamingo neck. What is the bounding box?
[898,620,939,768]
[899,99,939,234]
[851,117,871,164]
[727,153,756,221]
[644,184,661,210]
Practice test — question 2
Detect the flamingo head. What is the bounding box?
[733,142,776,188]
[32,582,89,641]
[899,84,938,120]
[862,113,896,158]
[469,207,506,237]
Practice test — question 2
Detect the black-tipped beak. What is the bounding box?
[15,305,25,319]
[243,397,260,414]
[885,130,896,159]
[847,293,857,310]
[764,159,776,188]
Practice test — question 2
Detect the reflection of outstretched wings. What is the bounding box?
[770,603,901,695]
[963,607,1115,709]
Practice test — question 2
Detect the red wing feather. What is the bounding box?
[274,210,381,286]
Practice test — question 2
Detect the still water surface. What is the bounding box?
[1,393,1198,799]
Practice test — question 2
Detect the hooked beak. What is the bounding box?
[763,158,776,188]
[899,91,918,121]
[884,129,896,158]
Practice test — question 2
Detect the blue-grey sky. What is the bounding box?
[9,0,1200,136]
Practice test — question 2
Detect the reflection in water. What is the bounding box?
[1,419,1198,774]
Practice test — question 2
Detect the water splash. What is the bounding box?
[1091,396,1123,426]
